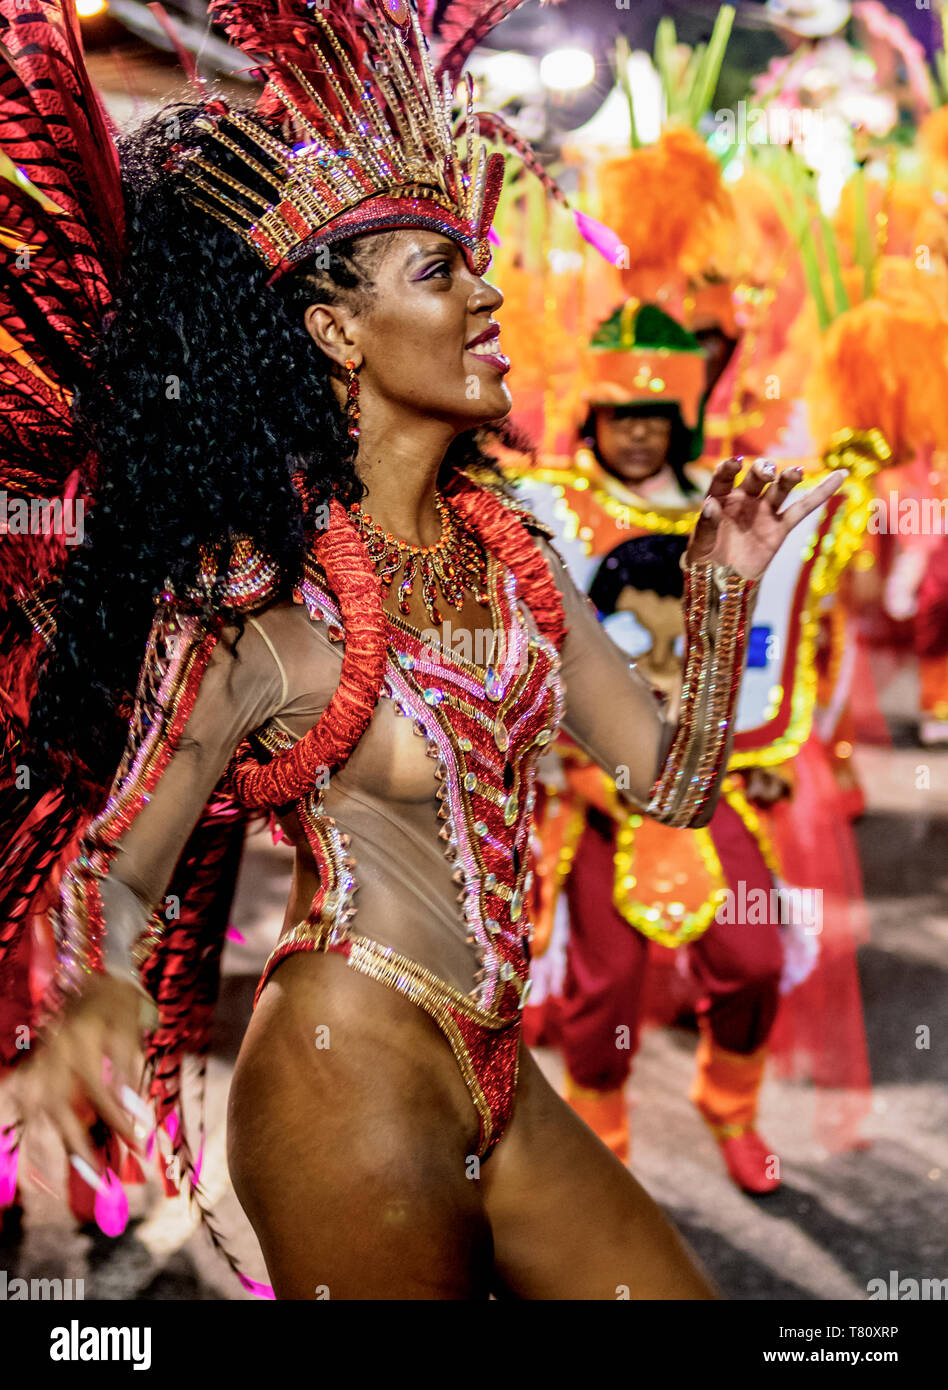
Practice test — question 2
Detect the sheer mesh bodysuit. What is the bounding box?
[80,536,670,1159]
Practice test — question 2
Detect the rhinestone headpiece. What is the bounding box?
[180,0,506,279]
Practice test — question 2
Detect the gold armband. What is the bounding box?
[646,559,759,827]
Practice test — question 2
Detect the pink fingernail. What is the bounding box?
[0,1131,18,1206]
[94,1168,129,1238]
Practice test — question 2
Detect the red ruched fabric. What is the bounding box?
[230,499,388,808]
[230,477,568,810]
[446,476,568,650]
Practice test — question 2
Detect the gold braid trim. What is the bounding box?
[647,560,759,828]
[265,924,518,1158]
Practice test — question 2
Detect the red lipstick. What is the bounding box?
[465,323,511,374]
[466,325,500,348]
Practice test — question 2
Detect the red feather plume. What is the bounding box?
[461,109,567,203]
[433,0,553,82]
[208,0,374,130]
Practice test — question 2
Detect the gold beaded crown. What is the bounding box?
[179,0,512,279]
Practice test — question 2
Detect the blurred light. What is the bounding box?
[76,0,107,14]
[572,51,662,148]
[540,47,595,93]
[547,248,584,273]
[469,50,540,105]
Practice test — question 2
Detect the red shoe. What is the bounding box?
[715,1127,781,1195]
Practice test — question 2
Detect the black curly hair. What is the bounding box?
[29,101,518,807]
[589,533,688,616]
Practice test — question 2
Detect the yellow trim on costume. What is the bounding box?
[705,1040,770,1068]
[704,410,765,438]
[564,1073,625,1103]
[707,1122,754,1140]
[555,809,588,892]
[611,813,727,949]
[724,427,887,771]
[718,776,783,878]
[526,450,699,536]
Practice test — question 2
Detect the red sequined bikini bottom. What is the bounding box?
[257,930,523,1160]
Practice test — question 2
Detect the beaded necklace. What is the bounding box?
[348,492,489,625]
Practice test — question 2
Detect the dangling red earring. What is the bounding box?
[345,358,361,440]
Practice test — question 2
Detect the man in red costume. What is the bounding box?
[517,299,871,1193]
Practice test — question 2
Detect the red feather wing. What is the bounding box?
[433,0,536,82]
[0,0,123,488]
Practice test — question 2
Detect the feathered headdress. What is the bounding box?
[175,0,569,279]
[0,0,123,477]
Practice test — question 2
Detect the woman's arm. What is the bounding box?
[540,457,846,830]
[16,603,287,1163]
[57,611,287,988]
[540,537,750,828]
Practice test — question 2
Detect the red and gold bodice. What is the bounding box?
[282,555,565,1018]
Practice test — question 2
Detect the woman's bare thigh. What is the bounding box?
[481,1046,718,1300]
[227,951,493,1300]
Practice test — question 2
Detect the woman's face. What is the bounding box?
[594,408,672,484]
[306,228,512,431]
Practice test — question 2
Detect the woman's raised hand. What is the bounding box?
[685,457,847,583]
